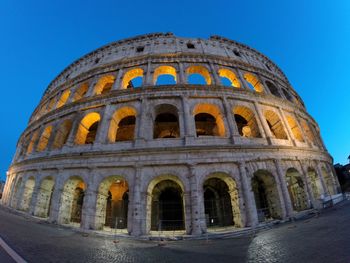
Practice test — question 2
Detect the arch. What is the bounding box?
[265,81,281,97]
[46,97,57,112]
[52,119,72,149]
[233,106,261,138]
[58,176,86,224]
[193,103,225,137]
[34,176,55,218]
[286,116,304,142]
[26,130,39,154]
[153,66,177,85]
[307,168,323,200]
[72,83,89,102]
[264,110,288,140]
[300,119,316,145]
[282,89,294,102]
[252,170,282,222]
[11,177,23,208]
[37,126,53,152]
[203,173,242,228]
[146,175,186,232]
[218,68,240,88]
[75,112,101,145]
[121,68,144,89]
[19,176,35,212]
[93,75,115,95]
[153,104,180,138]
[286,168,309,211]
[321,167,335,195]
[186,65,212,85]
[243,73,264,92]
[108,107,137,142]
[56,89,71,108]
[95,176,129,230]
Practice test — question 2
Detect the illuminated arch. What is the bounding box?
[153,66,177,85]
[72,83,89,102]
[46,97,57,112]
[19,176,35,212]
[300,119,316,145]
[27,130,39,154]
[218,68,240,88]
[286,168,309,211]
[108,107,137,142]
[286,115,304,142]
[193,103,225,137]
[153,104,180,139]
[56,89,71,108]
[243,73,264,92]
[34,176,55,218]
[52,119,73,149]
[186,65,212,85]
[75,112,101,145]
[93,75,115,95]
[121,68,144,89]
[233,106,261,138]
[264,110,288,140]
[37,126,53,151]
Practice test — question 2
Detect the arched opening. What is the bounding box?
[300,119,316,145]
[243,73,264,92]
[34,176,55,218]
[322,167,335,195]
[19,177,35,212]
[46,97,57,112]
[52,119,72,149]
[186,65,212,85]
[56,89,71,108]
[153,66,177,85]
[265,81,281,97]
[72,83,89,102]
[252,170,282,222]
[95,176,129,230]
[307,168,323,200]
[37,126,53,152]
[153,104,180,139]
[93,75,115,95]
[286,168,309,211]
[218,68,240,88]
[282,89,294,102]
[108,107,137,142]
[150,180,185,231]
[286,116,304,142]
[203,175,241,228]
[264,110,288,140]
[121,68,144,89]
[193,103,225,137]
[58,177,85,224]
[26,130,39,154]
[75,112,100,145]
[233,106,261,138]
[11,177,23,208]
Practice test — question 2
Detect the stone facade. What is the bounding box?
[2,33,340,236]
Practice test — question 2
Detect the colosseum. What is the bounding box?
[1,33,340,236]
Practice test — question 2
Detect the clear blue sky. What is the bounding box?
[1,0,349,181]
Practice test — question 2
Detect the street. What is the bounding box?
[0,201,350,262]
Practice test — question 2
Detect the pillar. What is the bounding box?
[222,97,240,143]
[131,165,143,236]
[274,160,293,218]
[253,102,272,143]
[277,107,296,146]
[81,187,97,230]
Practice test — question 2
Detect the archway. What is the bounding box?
[95,176,129,230]
[52,119,72,149]
[233,106,261,138]
[203,175,241,228]
[186,65,212,85]
[252,170,282,222]
[75,112,100,145]
[286,116,304,142]
[108,107,137,142]
[149,179,185,231]
[322,167,335,195]
[56,89,71,108]
[93,75,115,95]
[193,103,225,137]
[58,177,85,224]
[307,168,323,200]
[37,126,53,152]
[72,83,89,102]
[265,81,281,97]
[286,168,309,211]
[264,110,288,140]
[153,104,180,138]
[19,177,35,212]
[153,66,177,85]
[218,68,240,88]
[121,68,143,89]
[34,176,55,218]
[243,73,264,92]
[26,130,39,154]
[10,177,23,208]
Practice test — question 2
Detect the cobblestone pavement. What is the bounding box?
[0,201,350,263]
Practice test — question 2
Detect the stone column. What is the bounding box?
[181,96,196,145]
[135,97,151,146]
[277,107,296,146]
[238,162,259,227]
[187,164,204,235]
[299,162,316,209]
[143,61,153,86]
[95,105,113,145]
[253,102,272,143]
[29,176,42,215]
[81,187,97,230]
[48,174,65,224]
[315,161,328,195]
[63,112,83,147]
[208,62,221,85]
[178,63,186,84]
[237,70,249,90]
[112,70,123,91]
[85,77,98,97]
[46,122,60,151]
[274,160,293,218]
[131,165,143,236]
[222,98,240,143]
